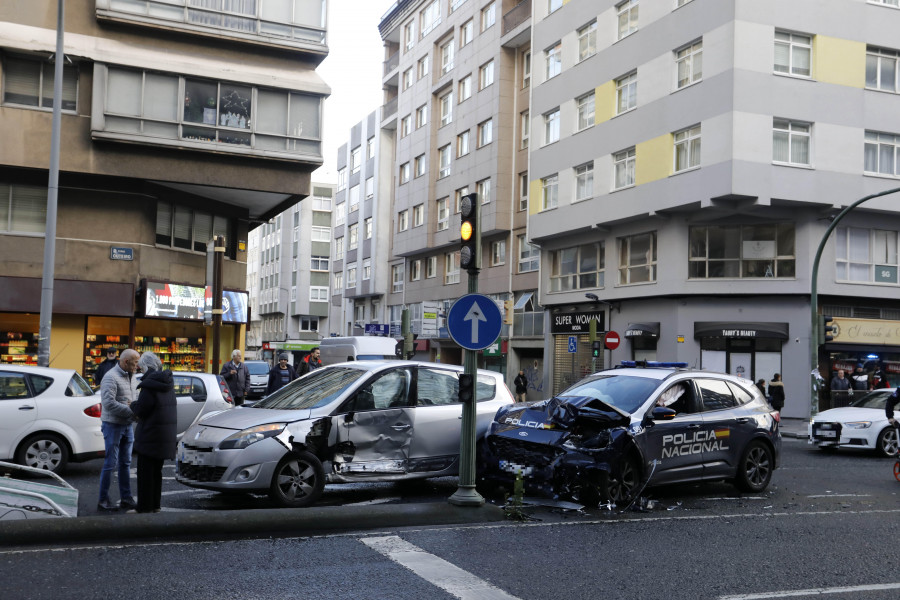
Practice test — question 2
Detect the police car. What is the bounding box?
[478,362,782,506]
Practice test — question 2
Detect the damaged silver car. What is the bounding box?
[175,361,514,507]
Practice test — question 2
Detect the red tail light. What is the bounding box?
[771,410,781,422]
[219,378,234,405]
[84,403,102,418]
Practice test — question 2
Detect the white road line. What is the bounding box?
[160,489,216,497]
[719,582,900,599]
[806,494,871,498]
[705,497,768,501]
[361,536,521,600]
[345,497,402,506]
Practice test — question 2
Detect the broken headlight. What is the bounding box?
[219,423,287,450]
[562,430,611,450]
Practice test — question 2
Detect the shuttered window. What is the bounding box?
[0,183,47,233]
[3,56,77,111]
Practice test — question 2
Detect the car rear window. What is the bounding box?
[65,373,94,397]
[28,374,54,396]
[173,376,205,397]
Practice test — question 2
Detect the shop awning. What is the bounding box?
[694,321,789,340]
[624,322,660,338]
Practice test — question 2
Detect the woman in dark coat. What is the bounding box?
[768,373,786,412]
[130,352,177,514]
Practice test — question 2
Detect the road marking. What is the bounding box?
[345,497,402,506]
[361,536,520,600]
[719,582,900,599]
[806,494,871,499]
[705,497,768,501]
[160,489,216,497]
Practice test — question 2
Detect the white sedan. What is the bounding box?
[0,366,104,473]
[809,388,899,457]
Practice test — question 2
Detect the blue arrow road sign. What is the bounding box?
[447,294,503,351]
[568,336,577,353]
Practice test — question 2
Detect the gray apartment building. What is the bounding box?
[0,0,328,375]
[375,0,541,394]
[529,0,900,417]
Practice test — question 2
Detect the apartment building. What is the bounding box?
[376,0,541,395]
[0,0,328,375]
[529,0,900,417]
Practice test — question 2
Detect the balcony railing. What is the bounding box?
[383,51,400,77]
[381,96,398,120]
[502,0,531,36]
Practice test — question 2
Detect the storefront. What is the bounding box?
[624,322,659,361]
[695,321,789,383]
[549,306,606,397]
[821,317,900,408]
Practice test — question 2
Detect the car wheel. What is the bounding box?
[603,456,640,505]
[875,426,899,458]
[735,441,773,493]
[16,433,69,474]
[268,451,325,508]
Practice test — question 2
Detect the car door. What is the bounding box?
[406,367,465,472]
[696,378,756,479]
[336,367,414,474]
[640,379,707,485]
[172,375,207,435]
[0,372,36,458]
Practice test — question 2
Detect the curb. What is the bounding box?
[0,502,507,549]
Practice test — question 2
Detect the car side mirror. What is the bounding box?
[650,406,676,421]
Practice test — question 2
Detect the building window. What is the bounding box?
[460,18,474,47]
[426,255,437,278]
[774,31,812,78]
[310,287,328,302]
[403,68,413,90]
[481,2,496,31]
[550,243,605,292]
[521,111,530,149]
[614,147,636,190]
[455,186,469,213]
[300,316,319,332]
[445,252,460,284]
[410,259,422,281]
[618,232,657,284]
[401,114,412,137]
[690,224,797,279]
[349,184,360,212]
[491,240,506,266]
[400,162,410,183]
[477,119,493,147]
[404,20,416,50]
[479,60,495,89]
[418,55,430,80]
[365,177,374,199]
[575,162,594,202]
[346,266,357,288]
[414,154,426,177]
[363,258,371,280]
[543,109,560,145]
[348,223,359,250]
[398,210,409,232]
[458,75,472,101]
[549,0,563,13]
[441,39,455,75]
[836,227,899,284]
[367,136,375,159]
[576,92,595,131]
[420,0,441,37]
[578,21,597,62]
[617,0,639,40]
[364,217,373,239]
[519,172,529,211]
[416,104,428,128]
[865,131,900,176]
[334,236,344,260]
[392,264,404,292]
[541,174,558,210]
[0,183,47,234]
[437,197,450,231]
[2,55,77,111]
[413,203,424,227]
[773,119,811,166]
[477,178,492,204]
[545,42,562,80]
[337,167,346,190]
[518,235,539,273]
[156,201,233,256]
[522,51,531,88]
[675,40,703,88]
[457,130,470,157]
[676,0,694,6]
[333,272,343,294]
[440,92,453,126]
[866,46,899,92]
[674,125,701,172]
[616,72,637,114]
[310,255,329,271]
[435,144,450,178]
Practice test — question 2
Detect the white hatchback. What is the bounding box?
[0,365,104,473]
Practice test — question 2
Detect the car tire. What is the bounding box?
[735,441,773,493]
[15,433,69,474]
[602,456,640,505]
[268,450,325,508]
[875,426,899,458]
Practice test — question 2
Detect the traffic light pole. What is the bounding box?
[808,186,900,416]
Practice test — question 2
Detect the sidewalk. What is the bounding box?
[780,417,808,439]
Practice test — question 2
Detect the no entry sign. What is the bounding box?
[604,331,621,350]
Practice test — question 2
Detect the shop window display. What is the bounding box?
[1,332,38,365]
[134,336,205,372]
[84,334,128,383]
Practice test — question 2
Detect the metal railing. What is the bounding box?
[383,50,400,76]
[502,0,531,36]
[381,96,398,120]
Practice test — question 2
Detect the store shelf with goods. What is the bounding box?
[84,334,129,383]
[1,332,39,365]
[134,336,206,372]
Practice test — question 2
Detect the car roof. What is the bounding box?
[323,360,498,376]
[0,365,76,376]
[589,366,752,384]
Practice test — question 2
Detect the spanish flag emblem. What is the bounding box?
[714,428,730,439]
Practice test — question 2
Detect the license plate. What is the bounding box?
[180,448,201,464]
[817,430,837,438]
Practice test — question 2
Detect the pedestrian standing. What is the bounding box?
[220,349,250,406]
[266,353,298,395]
[97,348,139,512]
[851,365,868,391]
[298,347,322,376]
[768,373,785,412]
[93,347,119,387]
[514,370,528,403]
[830,368,851,406]
[129,352,177,514]
[755,379,768,397]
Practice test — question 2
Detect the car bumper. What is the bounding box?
[808,421,877,449]
[175,436,285,492]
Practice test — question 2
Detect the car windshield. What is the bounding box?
[558,374,660,414]
[245,362,269,375]
[253,366,365,410]
[849,390,890,410]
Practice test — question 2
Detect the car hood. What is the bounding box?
[493,396,631,433]
[812,407,888,422]
[193,405,312,431]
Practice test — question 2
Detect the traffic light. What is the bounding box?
[591,340,602,358]
[503,299,513,325]
[459,193,480,273]
[458,373,475,403]
[820,315,836,343]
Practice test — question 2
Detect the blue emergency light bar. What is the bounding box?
[620,360,689,368]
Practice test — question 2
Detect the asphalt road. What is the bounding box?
[1,438,898,600]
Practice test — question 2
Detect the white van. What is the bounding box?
[318,336,399,366]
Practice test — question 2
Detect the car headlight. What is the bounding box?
[843,421,872,429]
[218,423,287,450]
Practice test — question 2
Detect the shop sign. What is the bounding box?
[550,311,604,334]
[483,341,503,357]
[282,342,317,351]
[110,246,133,261]
[832,317,900,345]
[143,281,248,323]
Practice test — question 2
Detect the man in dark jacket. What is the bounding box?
[887,388,899,428]
[513,370,528,402]
[93,347,119,386]
[130,352,177,514]
[298,347,322,376]
[220,349,250,406]
[266,354,298,395]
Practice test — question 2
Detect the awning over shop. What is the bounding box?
[624,322,660,338]
[694,321,789,340]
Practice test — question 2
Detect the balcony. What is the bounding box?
[501,0,531,48]
[383,50,400,77]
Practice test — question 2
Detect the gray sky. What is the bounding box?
[314,1,396,183]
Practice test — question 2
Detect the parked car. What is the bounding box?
[175,361,515,507]
[136,371,234,438]
[479,363,782,506]
[243,360,270,400]
[808,388,899,457]
[0,366,104,474]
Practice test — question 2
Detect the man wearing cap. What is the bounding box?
[94,347,119,387]
[266,353,298,395]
